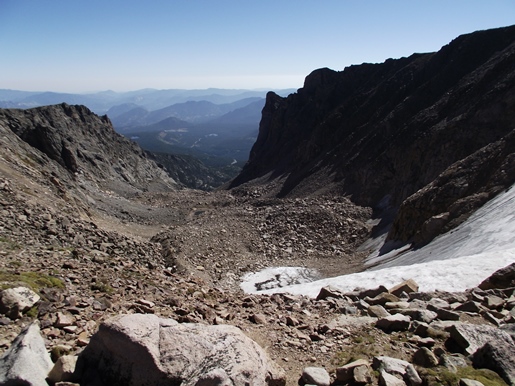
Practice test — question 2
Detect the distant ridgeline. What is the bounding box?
[230,24,515,246]
[0,88,296,180]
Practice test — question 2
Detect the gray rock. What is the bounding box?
[365,293,399,306]
[47,355,78,384]
[357,285,388,299]
[373,356,411,376]
[353,365,372,384]
[316,286,344,300]
[395,309,438,324]
[404,364,422,386]
[385,301,410,310]
[439,354,469,373]
[376,314,411,333]
[478,262,515,290]
[454,301,483,313]
[428,305,461,321]
[0,286,40,319]
[0,322,53,386]
[379,370,406,386]
[336,358,369,383]
[368,305,390,318]
[500,323,515,342]
[428,297,451,309]
[449,323,514,355]
[301,367,330,386]
[76,314,285,386]
[373,356,422,386]
[484,295,505,310]
[389,279,419,297]
[473,340,515,386]
[413,347,438,368]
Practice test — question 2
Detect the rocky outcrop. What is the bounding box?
[388,128,515,244]
[230,25,515,244]
[479,262,515,290]
[76,313,286,386]
[0,103,179,197]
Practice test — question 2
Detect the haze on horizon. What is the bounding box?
[1,0,514,94]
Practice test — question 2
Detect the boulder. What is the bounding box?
[379,370,406,386]
[365,293,400,306]
[336,359,371,384]
[449,323,514,355]
[0,322,53,386]
[250,313,267,324]
[76,314,285,386]
[47,355,78,383]
[357,286,389,299]
[353,364,372,384]
[389,279,419,297]
[301,367,330,386]
[368,305,391,318]
[483,295,505,310]
[373,356,422,386]
[395,309,437,324]
[316,286,344,300]
[412,347,438,368]
[427,305,460,321]
[439,353,469,373]
[454,301,483,313]
[478,262,515,290]
[473,340,515,386]
[0,286,40,319]
[375,314,411,333]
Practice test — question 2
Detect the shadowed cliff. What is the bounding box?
[230,25,515,245]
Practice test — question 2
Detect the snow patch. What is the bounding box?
[240,267,321,293]
[241,184,515,298]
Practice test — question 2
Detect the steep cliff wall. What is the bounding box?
[230,25,515,244]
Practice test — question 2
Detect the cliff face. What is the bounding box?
[230,25,515,245]
[0,103,179,196]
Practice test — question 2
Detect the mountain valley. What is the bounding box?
[1,25,515,386]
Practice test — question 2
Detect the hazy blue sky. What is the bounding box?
[2,1,514,93]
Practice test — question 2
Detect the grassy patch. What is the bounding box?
[0,270,64,292]
[332,331,382,366]
[419,366,508,386]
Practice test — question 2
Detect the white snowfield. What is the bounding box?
[241,184,515,297]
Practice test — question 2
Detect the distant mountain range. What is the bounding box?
[0,88,295,166]
[0,88,295,114]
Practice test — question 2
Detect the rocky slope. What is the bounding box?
[230,25,515,246]
[0,103,180,198]
[1,25,515,386]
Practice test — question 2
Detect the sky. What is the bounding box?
[1,1,515,93]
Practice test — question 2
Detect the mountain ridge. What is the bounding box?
[229,24,515,246]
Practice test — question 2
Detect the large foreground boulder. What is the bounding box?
[76,314,285,386]
[0,322,53,386]
[473,341,515,386]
